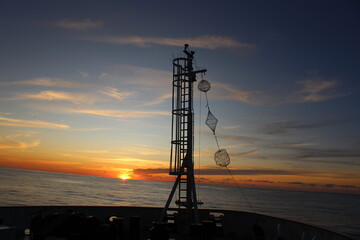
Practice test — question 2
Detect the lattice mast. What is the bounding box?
[160,44,206,224]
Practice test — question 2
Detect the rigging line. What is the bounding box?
[197,89,202,201]
[225,166,257,214]
[205,92,210,110]
[214,133,221,151]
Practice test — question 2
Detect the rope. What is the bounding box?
[202,85,257,215]
[214,134,220,151]
[197,88,202,201]
[225,166,256,214]
[205,92,210,110]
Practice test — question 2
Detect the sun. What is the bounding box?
[119,174,130,180]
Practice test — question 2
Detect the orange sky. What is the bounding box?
[1,151,358,195]
[1,1,360,197]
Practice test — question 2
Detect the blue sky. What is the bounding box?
[0,0,359,193]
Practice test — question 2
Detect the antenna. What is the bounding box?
[160,44,206,224]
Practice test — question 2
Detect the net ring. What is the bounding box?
[214,149,230,167]
[198,79,211,92]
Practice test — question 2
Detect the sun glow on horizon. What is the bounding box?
[119,174,130,180]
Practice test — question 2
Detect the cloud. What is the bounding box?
[1,77,96,88]
[99,87,137,102]
[11,91,98,104]
[53,19,103,31]
[142,93,172,106]
[218,134,264,143]
[77,71,89,79]
[98,64,172,105]
[71,109,169,119]
[86,35,255,50]
[297,78,349,102]
[274,142,318,148]
[74,150,109,154]
[7,88,135,104]
[283,181,359,189]
[264,120,347,134]
[0,135,40,149]
[274,144,360,160]
[68,127,115,132]
[99,64,170,86]
[133,168,169,175]
[244,179,274,183]
[0,116,69,129]
[339,185,358,189]
[230,150,258,157]
[222,125,241,130]
[133,167,309,176]
[209,74,351,106]
[270,144,360,166]
[212,83,261,104]
[127,145,169,156]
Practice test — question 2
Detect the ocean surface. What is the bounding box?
[0,167,359,239]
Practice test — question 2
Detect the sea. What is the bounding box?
[0,167,359,239]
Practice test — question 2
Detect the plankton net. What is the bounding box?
[198,78,231,168]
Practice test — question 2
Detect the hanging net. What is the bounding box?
[198,79,211,92]
[199,78,231,168]
[214,149,230,167]
[205,111,218,133]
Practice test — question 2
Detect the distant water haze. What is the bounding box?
[0,167,359,239]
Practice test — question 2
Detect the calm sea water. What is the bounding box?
[0,167,359,239]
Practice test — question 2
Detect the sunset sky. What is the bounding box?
[0,0,359,194]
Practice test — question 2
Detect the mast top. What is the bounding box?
[183,44,195,59]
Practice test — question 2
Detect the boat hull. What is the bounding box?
[0,206,353,240]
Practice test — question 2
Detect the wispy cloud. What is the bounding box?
[1,77,96,88]
[0,116,69,129]
[297,77,350,102]
[99,87,137,102]
[53,19,103,31]
[99,64,172,105]
[77,71,89,79]
[222,125,241,130]
[10,91,98,104]
[218,134,265,143]
[271,144,360,165]
[0,112,12,115]
[86,35,255,50]
[6,88,135,104]
[71,109,169,119]
[67,127,115,132]
[210,74,351,106]
[244,179,274,183]
[74,150,109,154]
[283,181,359,189]
[133,167,310,176]
[99,64,170,86]
[212,83,260,104]
[263,120,347,134]
[142,93,172,106]
[0,135,40,149]
[230,150,258,157]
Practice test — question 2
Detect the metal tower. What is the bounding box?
[160,44,207,224]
